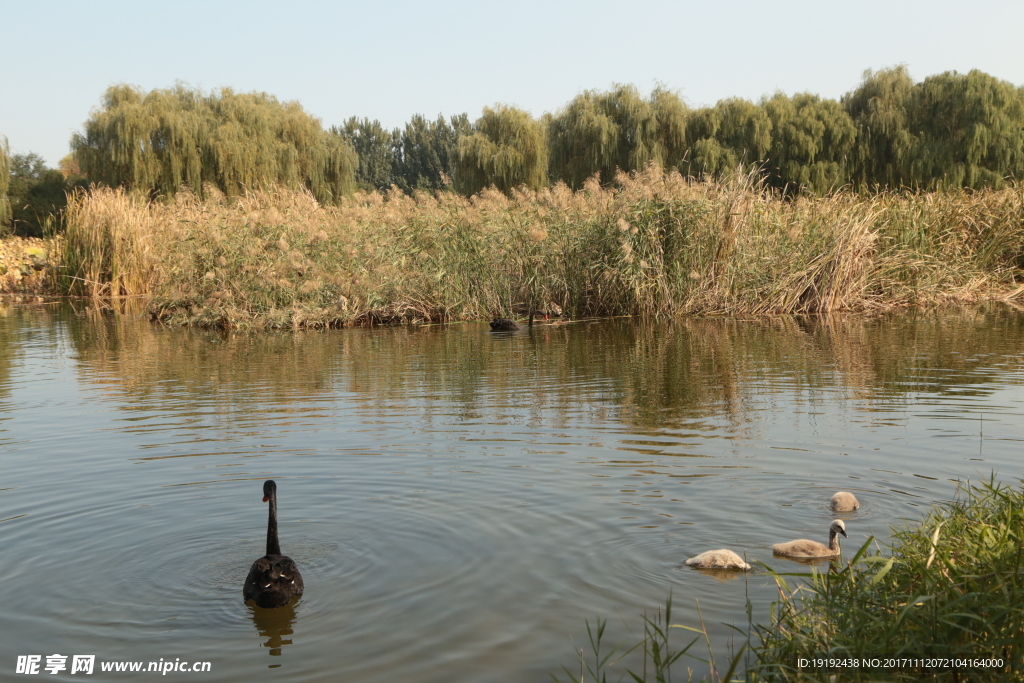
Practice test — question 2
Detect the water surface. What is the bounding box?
[1,304,1022,681]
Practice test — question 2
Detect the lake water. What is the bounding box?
[1,303,1022,681]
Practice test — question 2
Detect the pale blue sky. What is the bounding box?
[2,0,1022,166]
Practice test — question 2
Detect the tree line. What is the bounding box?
[339,67,1024,196]
[2,67,1024,235]
[0,141,85,237]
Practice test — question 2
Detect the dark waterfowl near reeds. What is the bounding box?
[488,311,548,331]
[772,519,847,559]
[244,480,304,608]
[489,318,519,331]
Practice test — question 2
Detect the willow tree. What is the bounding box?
[72,84,357,203]
[650,88,689,171]
[843,66,916,189]
[454,105,547,195]
[683,98,772,178]
[0,136,10,228]
[394,113,471,194]
[762,92,857,193]
[548,85,688,188]
[905,70,1024,189]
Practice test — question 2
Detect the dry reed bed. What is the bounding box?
[56,168,1024,328]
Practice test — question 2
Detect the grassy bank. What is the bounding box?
[558,478,1023,682]
[55,167,1024,328]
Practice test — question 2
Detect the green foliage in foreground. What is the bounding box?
[559,478,1024,682]
[554,595,745,683]
[71,84,357,203]
[755,477,1023,681]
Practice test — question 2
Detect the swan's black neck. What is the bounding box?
[266,492,281,557]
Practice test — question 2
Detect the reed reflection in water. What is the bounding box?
[0,302,1022,681]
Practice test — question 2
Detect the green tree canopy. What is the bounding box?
[333,117,397,192]
[906,69,1024,189]
[762,92,857,193]
[455,105,548,195]
[548,85,688,188]
[843,66,916,189]
[394,113,471,194]
[684,98,772,178]
[72,84,357,203]
[11,152,48,180]
[6,152,70,237]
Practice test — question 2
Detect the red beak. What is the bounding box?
[262,495,270,503]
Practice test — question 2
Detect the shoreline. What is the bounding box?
[13,170,1024,327]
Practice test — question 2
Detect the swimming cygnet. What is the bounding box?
[685,548,751,570]
[830,491,860,512]
[773,519,847,558]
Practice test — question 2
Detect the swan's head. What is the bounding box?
[262,480,277,503]
[830,519,848,537]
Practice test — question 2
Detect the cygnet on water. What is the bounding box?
[685,548,751,570]
[772,519,847,559]
[830,491,860,512]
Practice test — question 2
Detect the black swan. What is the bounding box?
[243,480,304,608]
[489,318,519,331]
[489,311,548,331]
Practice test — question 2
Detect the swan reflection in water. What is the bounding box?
[684,566,751,582]
[248,602,298,665]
